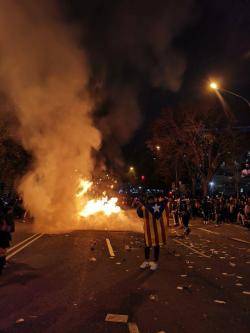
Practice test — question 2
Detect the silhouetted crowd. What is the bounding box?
[168,195,250,227]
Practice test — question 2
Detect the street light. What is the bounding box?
[129,166,134,172]
[210,82,218,90]
[209,81,250,108]
[156,145,161,151]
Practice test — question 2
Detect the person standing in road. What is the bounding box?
[137,196,169,271]
[179,199,191,236]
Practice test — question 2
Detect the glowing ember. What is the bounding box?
[76,179,93,197]
[79,196,121,217]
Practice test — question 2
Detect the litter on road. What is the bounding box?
[149,294,158,301]
[105,313,128,323]
[214,300,226,304]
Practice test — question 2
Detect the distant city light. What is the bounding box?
[156,145,161,151]
[209,181,215,187]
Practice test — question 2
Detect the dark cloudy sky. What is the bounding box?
[65,0,250,169]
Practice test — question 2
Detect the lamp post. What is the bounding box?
[209,81,250,109]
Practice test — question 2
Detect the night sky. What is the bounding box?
[64,0,250,172]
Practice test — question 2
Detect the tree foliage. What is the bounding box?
[148,103,248,195]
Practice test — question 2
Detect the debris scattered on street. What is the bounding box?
[229,262,236,267]
[149,294,158,301]
[105,313,128,323]
[214,300,226,304]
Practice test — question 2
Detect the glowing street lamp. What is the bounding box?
[209,81,218,90]
[156,145,161,151]
[129,166,134,172]
[209,80,250,108]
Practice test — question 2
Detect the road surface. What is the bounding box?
[0,220,249,333]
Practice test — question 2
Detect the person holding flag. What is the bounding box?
[137,196,169,271]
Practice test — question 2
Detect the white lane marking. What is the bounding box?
[106,238,115,257]
[6,234,44,260]
[128,322,140,333]
[173,239,210,258]
[7,233,40,253]
[230,238,250,245]
[198,228,219,235]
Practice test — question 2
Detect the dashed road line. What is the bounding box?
[128,322,140,333]
[198,228,220,235]
[230,237,250,245]
[6,233,44,260]
[173,239,210,258]
[105,238,115,257]
[7,233,40,253]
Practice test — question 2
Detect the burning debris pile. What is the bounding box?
[74,178,142,233]
[76,179,121,217]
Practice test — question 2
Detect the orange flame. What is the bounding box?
[76,178,121,217]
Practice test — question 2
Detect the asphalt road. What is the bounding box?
[0,220,249,333]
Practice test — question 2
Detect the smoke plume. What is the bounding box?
[0,0,195,231]
[82,0,195,165]
[0,1,101,230]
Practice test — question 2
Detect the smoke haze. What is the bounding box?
[0,0,195,231]
[82,0,195,165]
[0,1,101,230]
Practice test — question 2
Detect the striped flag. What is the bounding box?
[141,202,169,247]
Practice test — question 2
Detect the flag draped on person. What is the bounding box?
[139,201,169,247]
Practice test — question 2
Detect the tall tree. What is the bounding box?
[148,104,248,196]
